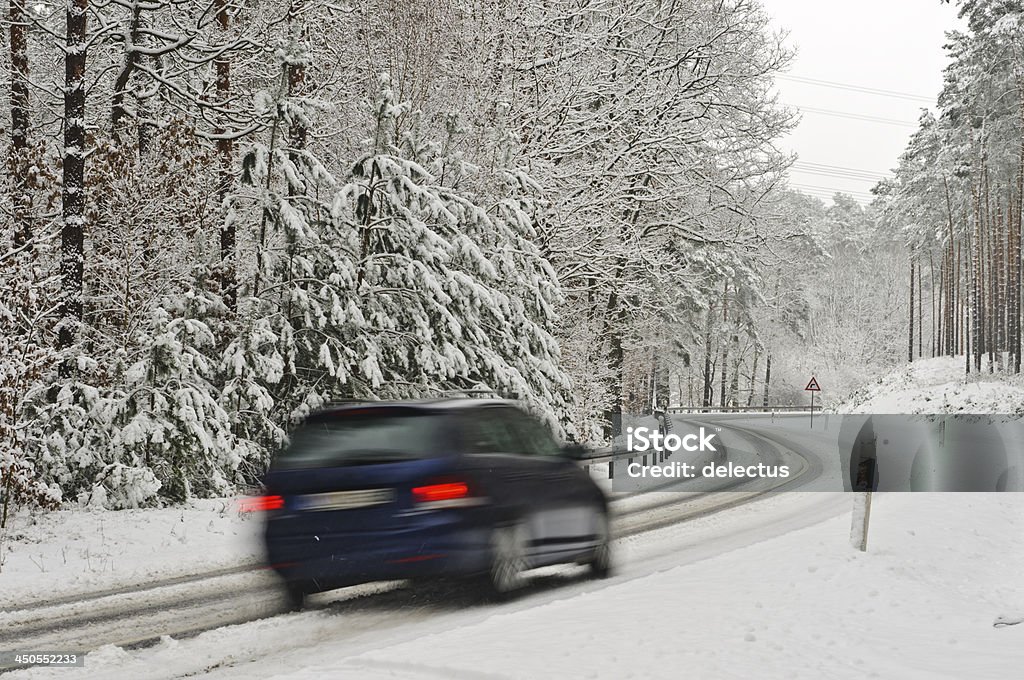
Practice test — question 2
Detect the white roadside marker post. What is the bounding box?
[850,490,872,552]
[849,435,875,552]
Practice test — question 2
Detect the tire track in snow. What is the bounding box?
[0,419,818,673]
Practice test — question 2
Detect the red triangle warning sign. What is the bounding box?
[805,376,821,392]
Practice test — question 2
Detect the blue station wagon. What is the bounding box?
[251,399,611,608]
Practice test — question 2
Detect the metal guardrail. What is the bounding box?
[577,411,675,478]
[574,408,815,479]
[578,446,670,479]
[665,405,820,414]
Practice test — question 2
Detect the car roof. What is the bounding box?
[310,398,519,419]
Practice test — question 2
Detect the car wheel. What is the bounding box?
[586,512,612,579]
[284,581,307,611]
[482,523,528,600]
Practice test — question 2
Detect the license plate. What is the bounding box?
[296,489,395,511]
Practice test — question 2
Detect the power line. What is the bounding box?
[792,163,886,177]
[794,105,917,127]
[790,161,893,188]
[791,170,885,184]
[794,160,894,177]
[778,74,934,104]
[791,165,890,183]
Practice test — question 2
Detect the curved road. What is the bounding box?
[0,415,838,675]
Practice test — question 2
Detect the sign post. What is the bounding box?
[804,376,821,428]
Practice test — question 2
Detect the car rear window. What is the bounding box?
[273,410,446,469]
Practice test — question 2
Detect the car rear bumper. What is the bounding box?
[264,516,492,590]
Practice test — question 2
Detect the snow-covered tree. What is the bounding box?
[0,0,828,505]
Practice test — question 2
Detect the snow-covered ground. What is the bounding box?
[7,492,1023,680]
[838,356,1024,413]
[5,358,1023,679]
[0,499,262,606]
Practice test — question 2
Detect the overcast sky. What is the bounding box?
[763,0,964,204]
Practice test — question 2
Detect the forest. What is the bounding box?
[881,0,1024,379]
[0,0,926,511]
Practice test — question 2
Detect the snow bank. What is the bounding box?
[10,494,1021,680]
[0,499,262,606]
[0,461,631,609]
[838,356,1024,413]
[306,495,1023,680]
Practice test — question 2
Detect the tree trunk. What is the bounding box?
[110,1,142,140]
[929,252,937,358]
[748,350,760,407]
[973,183,983,372]
[909,256,915,362]
[719,342,729,409]
[603,174,649,428]
[215,0,236,310]
[918,254,923,357]
[986,171,995,372]
[58,0,88,372]
[287,0,307,159]
[996,202,1006,368]
[948,235,955,355]
[966,224,973,374]
[719,283,729,409]
[937,252,945,355]
[762,352,772,408]
[1015,129,1024,373]
[603,290,625,436]
[8,0,32,249]
[702,303,715,409]
[728,337,740,407]
[1014,188,1021,373]
[950,240,958,356]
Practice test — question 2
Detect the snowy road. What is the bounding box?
[7,416,1020,679]
[1,416,826,674]
[6,493,870,679]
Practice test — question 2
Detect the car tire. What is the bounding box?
[284,582,307,611]
[586,511,612,579]
[480,522,529,600]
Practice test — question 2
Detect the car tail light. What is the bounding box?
[410,480,482,509]
[412,482,469,503]
[238,494,284,512]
